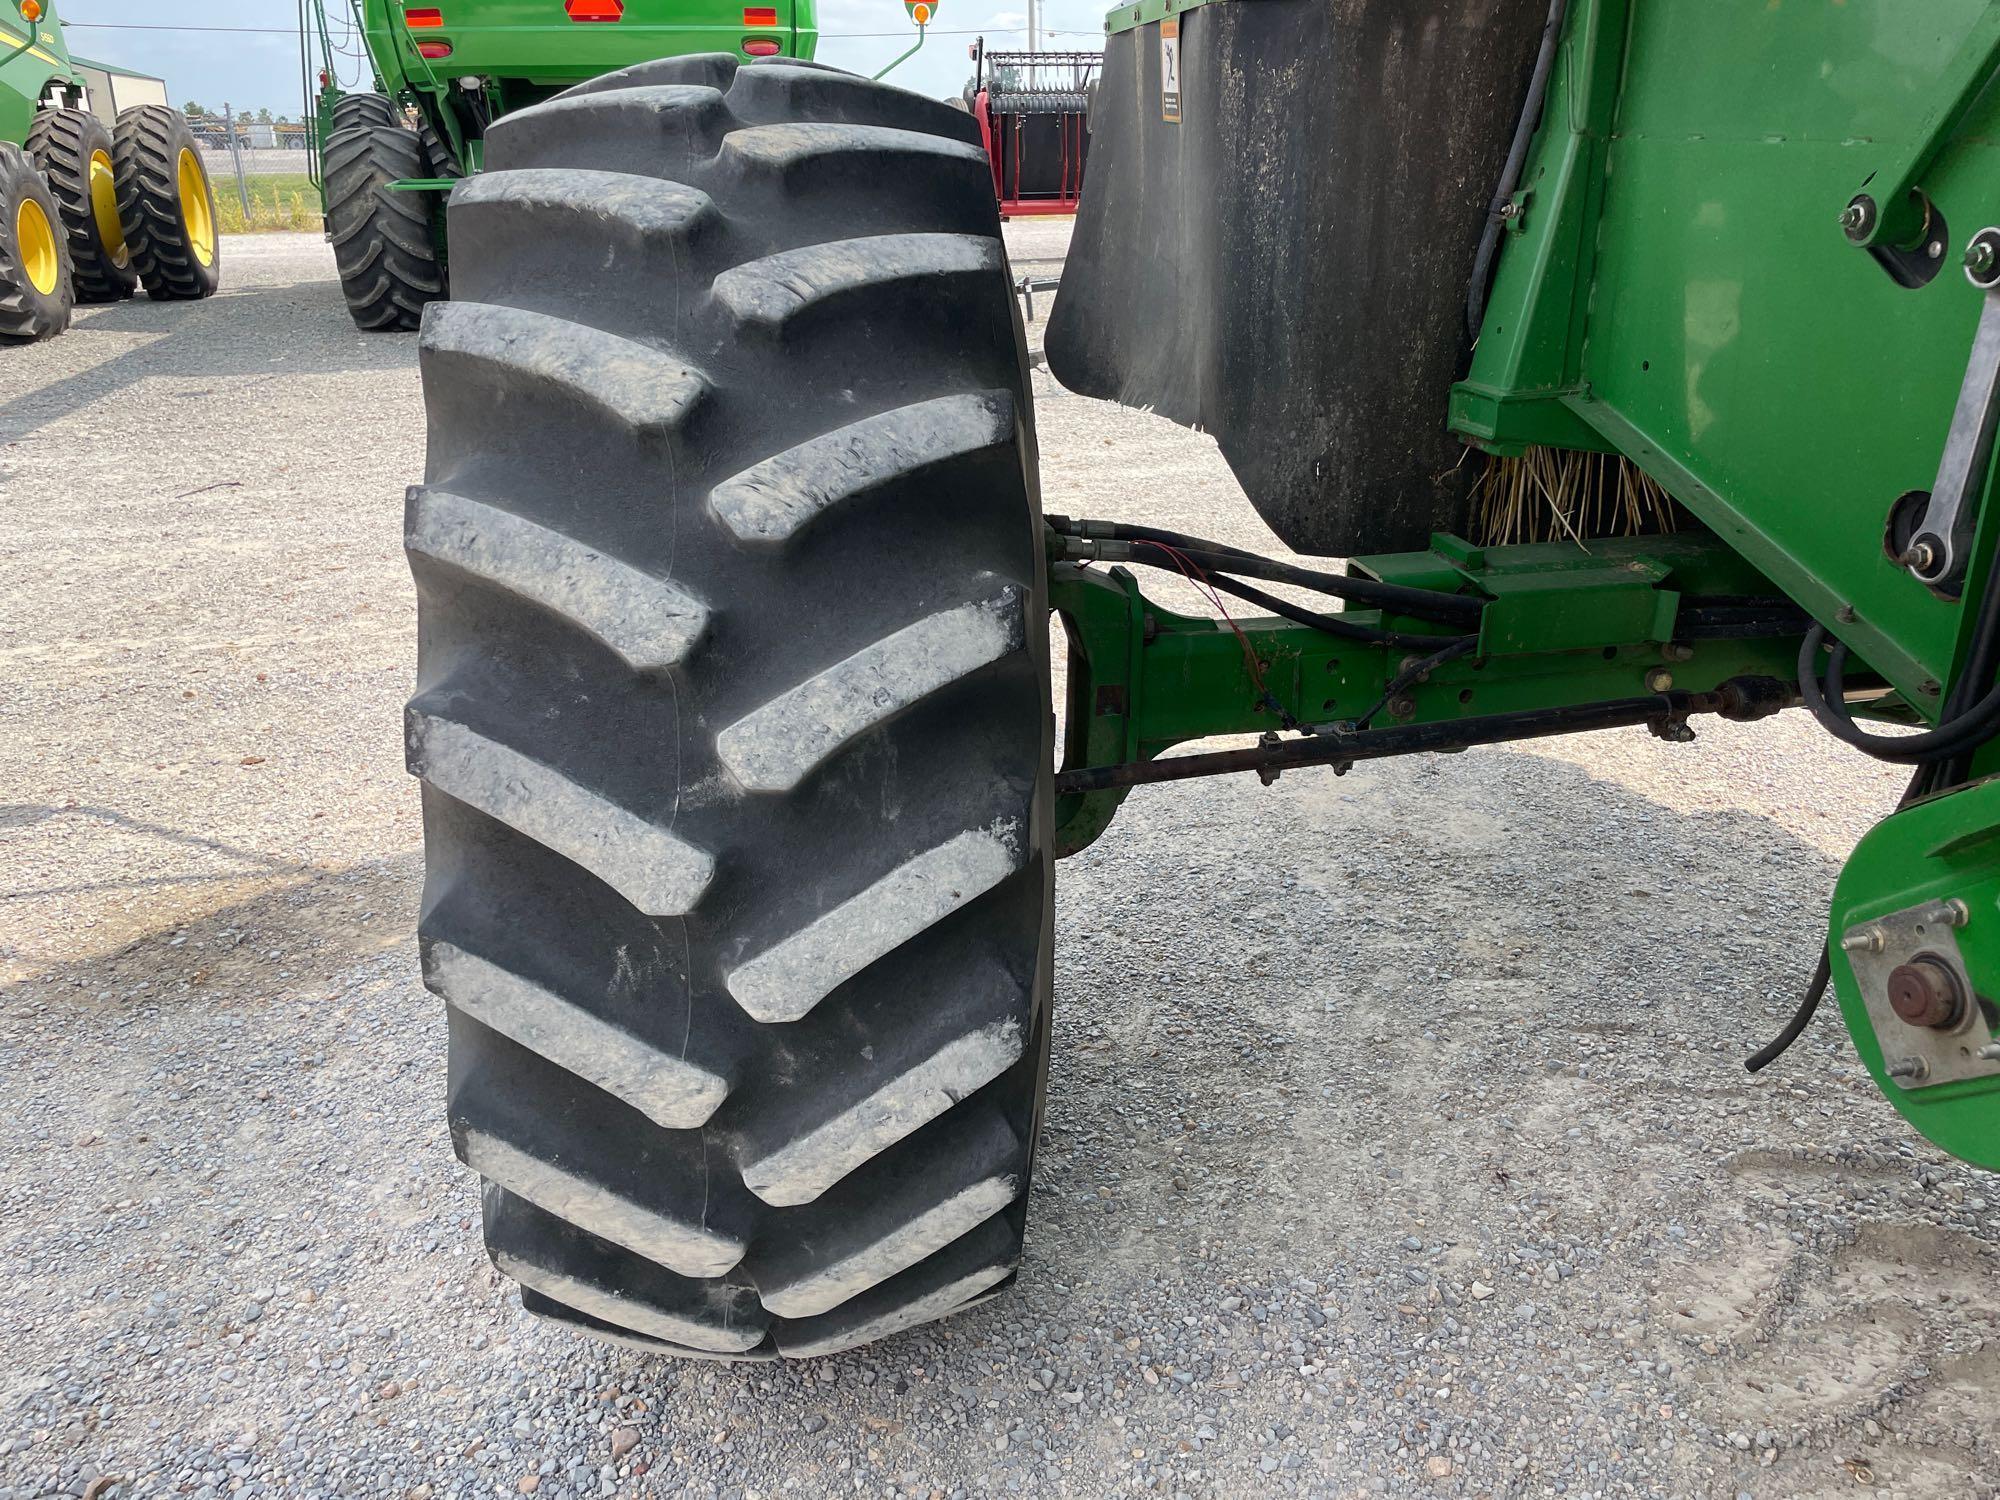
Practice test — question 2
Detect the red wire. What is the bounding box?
[1130,540,1287,717]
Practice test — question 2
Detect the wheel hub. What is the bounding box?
[88,148,128,268]
[16,196,59,296]
[175,148,215,268]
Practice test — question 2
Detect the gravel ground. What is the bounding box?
[1,227,1996,1500]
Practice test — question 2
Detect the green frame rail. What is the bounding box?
[1049,529,1806,856]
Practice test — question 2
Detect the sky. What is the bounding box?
[56,0,1110,118]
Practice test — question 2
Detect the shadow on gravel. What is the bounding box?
[3,855,419,1011]
[0,801,299,899]
[1043,739,1903,1261]
[0,278,420,445]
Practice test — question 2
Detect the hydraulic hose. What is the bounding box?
[1797,624,2000,762]
[1763,573,2000,1066]
[1348,636,1480,730]
[1047,516,1483,625]
[1744,956,1831,1074]
[1466,0,1571,339]
[1200,571,1476,652]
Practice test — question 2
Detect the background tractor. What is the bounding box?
[395,1,2000,1361]
[0,0,220,342]
[299,0,820,331]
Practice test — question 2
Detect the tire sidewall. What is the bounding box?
[116,105,222,299]
[0,145,75,340]
[26,108,138,299]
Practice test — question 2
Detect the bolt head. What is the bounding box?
[1886,1055,1930,1082]
[1645,669,1674,693]
[1967,230,2000,286]
[1841,927,1884,955]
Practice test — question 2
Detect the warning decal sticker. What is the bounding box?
[1161,18,1180,123]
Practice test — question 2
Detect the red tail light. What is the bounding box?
[416,39,453,57]
[565,0,625,19]
[404,6,444,25]
[743,6,778,24]
[741,36,781,55]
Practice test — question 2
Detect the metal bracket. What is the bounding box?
[1017,274,1061,322]
[1841,898,2000,1090]
[1842,3,2000,255]
[1895,240,2000,594]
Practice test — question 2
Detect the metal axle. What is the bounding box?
[1053,678,1792,795]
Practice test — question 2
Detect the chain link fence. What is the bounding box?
[189,116,321,233]
[198,147,309,177]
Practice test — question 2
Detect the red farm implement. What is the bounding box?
[968,42,1096,218]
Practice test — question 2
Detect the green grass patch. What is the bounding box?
[215,173,323,233]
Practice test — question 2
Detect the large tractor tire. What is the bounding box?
[112,105,220,301]
[325,124,445,332]
[0,142,74,341]
[416,114,463,180]
[331,91,402,133]
[405,55,1054,1358]
[25,108,137,303]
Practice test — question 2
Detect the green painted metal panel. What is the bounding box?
[1457,0,2000,721]
[1103,0,1222,37]
[1829,776,2000,1171]
[1,1,79,145]
[353,0,816,93]
[1051,532,1802,855]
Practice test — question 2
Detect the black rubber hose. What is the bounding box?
[1129,542,1482,625]
[1349,636,1480,730]
[1744,956,1831,1074]
[1798,624,2000,762]
[1744,763,1933,1072]
[1203,570,1476,651]
[1052,518,1484,625]
[1466,0,1571,339]
[1934,553,2000,787]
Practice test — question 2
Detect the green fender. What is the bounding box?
[1831,776,2000,1170]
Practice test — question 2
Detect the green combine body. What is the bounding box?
[1047,0,2000,1178]
[302,0,818,328]
[385,2,2000,1358]
[0,2,77,145]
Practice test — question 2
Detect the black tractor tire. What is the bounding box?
[0,142,75,341]
[417,113,463,179]
[331,92,402,133]
[112,105,221,301]
[324,124,445,332]
[405,54,1054,1359]
[25,108,137,302]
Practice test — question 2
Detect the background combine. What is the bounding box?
[393,0,2000,1362]
[0,0,220,342]
[298,0,820,331]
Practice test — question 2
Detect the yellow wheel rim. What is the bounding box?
[176,147,215,268]
[88,148,128,268]
[16,196,59,296]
